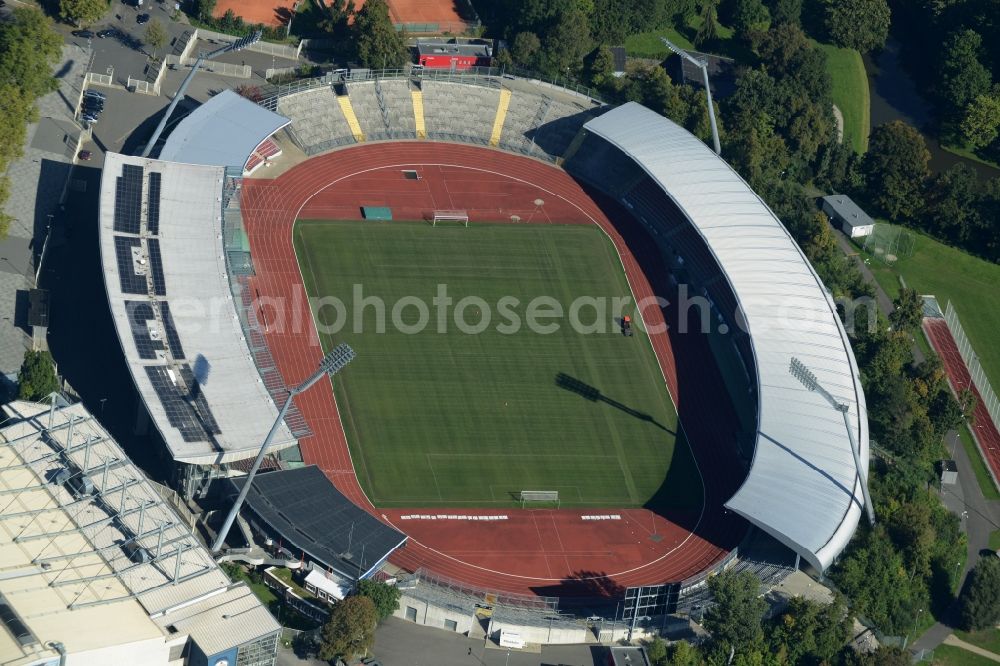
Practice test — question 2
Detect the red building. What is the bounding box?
[416,40,493,70]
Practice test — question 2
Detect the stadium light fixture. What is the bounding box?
[660,37,721,155]
[789,357,875,526]
[141,30,263,158]
[211,343,355,553]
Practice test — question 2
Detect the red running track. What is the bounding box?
[241,143,746,597]
[924,318,1000,483]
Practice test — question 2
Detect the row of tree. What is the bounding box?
[852,119,1000,261]
[0,8,64,240]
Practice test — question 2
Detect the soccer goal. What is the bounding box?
[433,210,469,227]
[519,490,559,508]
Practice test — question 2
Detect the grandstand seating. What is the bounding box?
[421,81,500,146]
[271,79,604,162]
[243,138,282,175]
[276,88,358,155]
[349,80,417,141]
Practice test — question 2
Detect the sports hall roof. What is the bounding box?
[0,400,279,665]
[158,89,289,168]
[98,152,296,464]
[232,466,407,581]
[584,102,869,571]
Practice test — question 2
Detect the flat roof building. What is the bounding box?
[0,399,280,666]
[821,194,875,238]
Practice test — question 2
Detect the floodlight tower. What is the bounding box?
[141,30,263,158]
[659,37,721,155]
[211,343,356,553]
[789,357,875,526]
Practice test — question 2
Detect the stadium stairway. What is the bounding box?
[411,89,427,138]
[347,80,417,141]
[276,87,357,155]
[337,94,366,142]
[490,88,512,147]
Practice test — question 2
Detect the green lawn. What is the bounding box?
[956,629,1000,655]
[814,42,869,154]
[625,17,740,60]
[858,224,1000,402]
[294,220,699,510]
[957,421,1000,501]
[941,142,1000,171]
[936,644,1000,666]
[989,530,1000,552]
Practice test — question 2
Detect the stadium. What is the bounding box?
[97,68,869,626]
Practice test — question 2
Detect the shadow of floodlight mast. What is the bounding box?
[555,372,674,434]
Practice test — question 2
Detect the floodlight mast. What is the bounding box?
[789,357,876,526]
[141,30,263,158]
[659,37,721,155]
[211,343,356,553]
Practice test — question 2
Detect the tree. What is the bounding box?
[587,44,615,87]
[923,164,983,245]
[17,350,59,401]
[0,8,64,99]
[645,636,668,665]
[538,5,592,76]
[961,93,1000,148]
[824,0,891,52]
[59,0,108,27]
[889,287,923,334]
[768,0,801,25]
[960,556,1000,630]
[194,0,217,21]
[234,84,264,104]
[511,31,542,69]
[694,0,720,48]
[769,595,851,664]
[938,30,992,118]
[353,579,400,622]
[144,20,167,59]
[318,595,377,661]
[352,0,408,69]
[703,570,767,658]
[864,121,931,220]
[732,0,769,37]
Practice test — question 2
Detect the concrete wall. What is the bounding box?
[393,592,474,635]
[488,619,588,645]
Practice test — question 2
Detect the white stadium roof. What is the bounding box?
[157,89,289,168]
[99,152,295,464]
[584,102,869,571]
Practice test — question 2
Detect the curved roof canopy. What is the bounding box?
[584,102,869,571]
[158,89,289,168]
[99,152,296,464]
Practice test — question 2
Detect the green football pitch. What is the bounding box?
[294,220,701,510]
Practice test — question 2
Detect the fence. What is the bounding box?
[165,54,251,79]
[265,66,299,81]
[258,65,603,112]
[128,76,158,95]
[394,21,480,34]
[944,300,1000,430]
[194,27,302,60]
[402,567,560,613]
[85,71,114,87]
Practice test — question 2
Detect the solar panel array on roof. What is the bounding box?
[147,171,162,235]
[147,238,166,296]
[113,164,144,234]
[114,236,147,295]
[233,466,406,579]
[144,365,221,443]
[125,301,163,360]
[159,301,184,359]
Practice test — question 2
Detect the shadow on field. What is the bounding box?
[555,372,675,435]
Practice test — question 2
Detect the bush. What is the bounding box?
[17,350,59,401]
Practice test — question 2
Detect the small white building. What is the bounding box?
[821,194,875,238]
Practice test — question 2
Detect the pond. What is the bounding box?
[865,37,999,178]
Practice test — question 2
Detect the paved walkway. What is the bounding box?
[943,634,1000,662]
[0,43,90,377]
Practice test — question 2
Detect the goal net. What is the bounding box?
[433,210,469,227]
[519,490,559,508]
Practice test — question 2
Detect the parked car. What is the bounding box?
[78,150,92,161]
[136,13,149,24]
[81,114,99,124]
[71,29,96,39]
[84,89,106,99]
[97,28,119,38]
